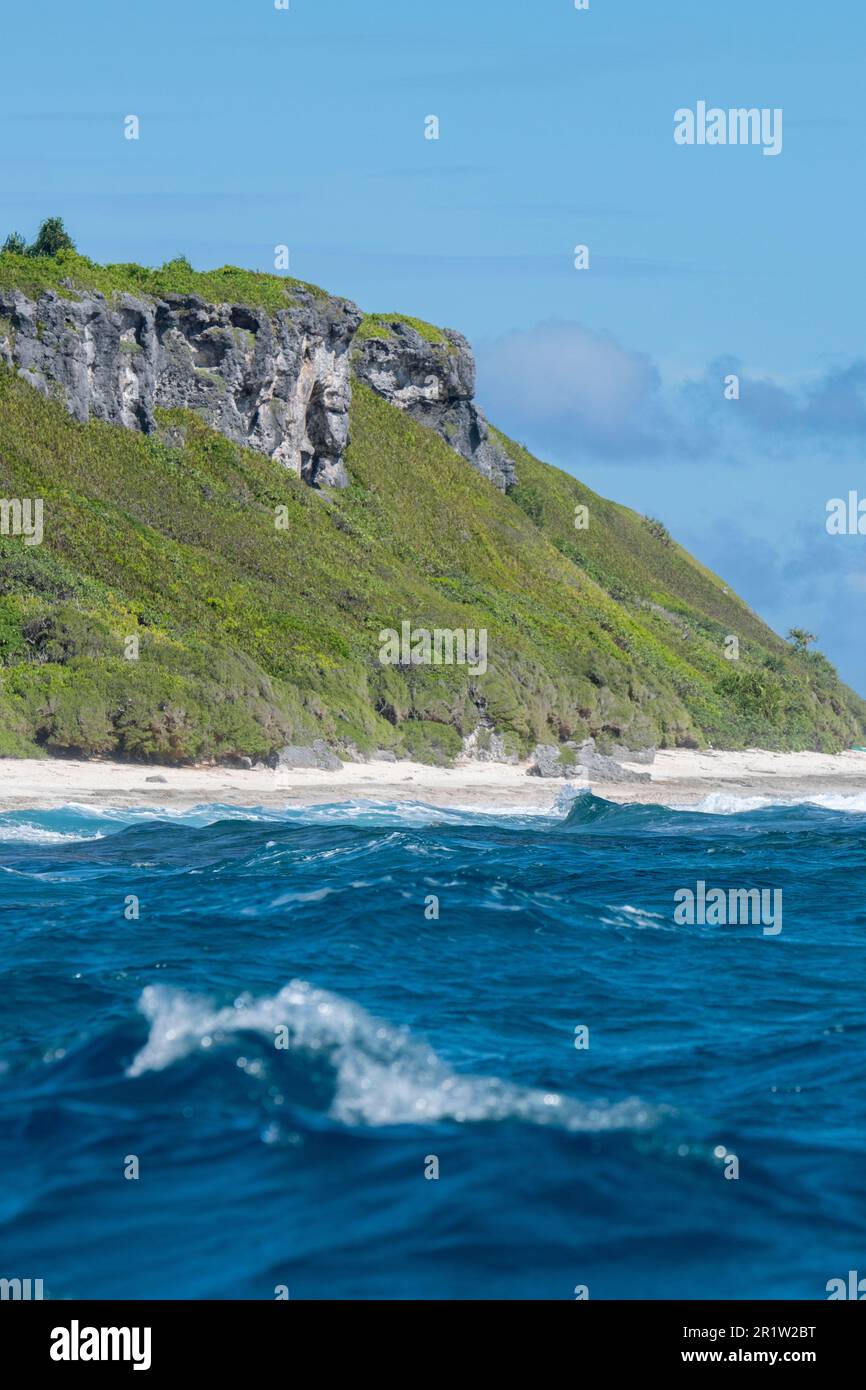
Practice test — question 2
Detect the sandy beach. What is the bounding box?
[3,747,866,813]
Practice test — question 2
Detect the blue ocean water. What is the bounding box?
[1,788,864,1301]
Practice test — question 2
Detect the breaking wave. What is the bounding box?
[128,978,658,1133]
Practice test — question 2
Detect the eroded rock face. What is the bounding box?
[609,743,657,765]
[528,739,652,782]
[581,750,651,783]
[268,740,342,771]
[0,286,517,493]
[0,284,362,488]
[352,319,517,491]
[462,726,520,763]
[529,744,577,779]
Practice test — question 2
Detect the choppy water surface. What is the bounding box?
[1,790,864,1299]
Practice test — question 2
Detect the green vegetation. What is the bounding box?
[0,245,327,315]
[787,627,817,653]
[643,515,672,547]
[354,312,454,349]
[0,253,863,765]
[498,427,866,752]
[400,720,463,766]
[3,216,76,259]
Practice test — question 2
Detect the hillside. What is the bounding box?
[0,246,864,764]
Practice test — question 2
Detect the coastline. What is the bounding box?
[3,747,866,813]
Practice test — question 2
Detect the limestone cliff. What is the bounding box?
[0,283,515,492]
[351,317,516,490]
[0,284,361,487]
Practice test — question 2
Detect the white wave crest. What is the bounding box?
[0,820,105,844]
[674,792,776,815]
[679,790,866,815]
[795,792,866,812]
[128,979,658,1133]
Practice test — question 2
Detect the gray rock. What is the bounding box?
[0,286,519,495]
[529,743,579,779]
[462,727,519,764]
[311,739,342,771]
[268,740,342,771]
[488,733,519,764]
[374,749,399,763]
[581,750,651,783]
[339,742,367,763]
[145,774,168,783]
[566,738,596,757]
[352,319,516,490]
[269,746,319,770]
[0,285,520,496]
[0,284,361,488]
[609,743,657,765]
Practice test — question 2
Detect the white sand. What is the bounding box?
[3,748,866,813]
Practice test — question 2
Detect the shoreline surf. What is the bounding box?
[3,747,866,813]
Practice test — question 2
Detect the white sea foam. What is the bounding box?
[794,791,866,813]
[0,820,105,845]
[15,799,554,831]
[600,904,676,932]
[674,792,776,815]
[678,790,866,815]
[128,979,659,1133]
[554,785,592,813]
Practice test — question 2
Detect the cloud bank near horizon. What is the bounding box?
[474,319,866,696]
[475,319,866,463]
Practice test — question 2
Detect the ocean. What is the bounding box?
[1,788,864,1301]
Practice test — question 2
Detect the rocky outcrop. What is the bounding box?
[461,726,520,763]
[528,739,652,782]
[529,744,575,778]
[609,743,657,765]
[0,285,516,493]
[352,318,516,491]
[268,740,342,771]
[581,749,651,783]
[0,284,361,487]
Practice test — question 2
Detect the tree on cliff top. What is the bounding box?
[2,217,76,258]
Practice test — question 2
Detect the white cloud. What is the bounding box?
[476,319,672,458]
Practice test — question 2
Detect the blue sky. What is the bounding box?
[3,0,866,691]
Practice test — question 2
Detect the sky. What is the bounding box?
[2,0,866,690]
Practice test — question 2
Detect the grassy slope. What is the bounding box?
[0,251,863,763]
[500,431,866,749]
